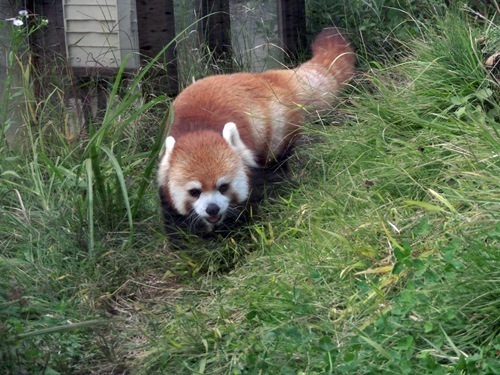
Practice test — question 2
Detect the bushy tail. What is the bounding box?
[295,28,356,109]
[310,28,356,84]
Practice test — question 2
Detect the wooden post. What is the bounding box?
[28,0,94,139]
[277,0,307,65]
[136,0,178,95]
[196,0,232,72]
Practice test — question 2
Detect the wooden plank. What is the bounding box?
[277,0,307,65]
[28,0,67,60]
[196,0,232,71]
[64,4,118,21]
[28,0,115,137]
[136,0,178,95]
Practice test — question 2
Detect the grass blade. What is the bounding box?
[84,158,94,255]
[18,319,122,339]
[100,145,133,231]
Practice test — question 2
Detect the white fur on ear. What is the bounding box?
[222,122,258,167]
[222,122,240,148]
[157,136,176,187]
[165,136,176,158]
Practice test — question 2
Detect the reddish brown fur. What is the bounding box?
[158,28,355,234]
[309,28,356,85]
[168,28,354,167]
[170,71,304,166]
[167,131,242,190]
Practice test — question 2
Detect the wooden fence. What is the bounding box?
[29,0,307,96]
[1,0,307,141]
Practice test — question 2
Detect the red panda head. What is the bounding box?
[157,122,258,232]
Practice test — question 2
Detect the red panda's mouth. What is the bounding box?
[207,215,221,224]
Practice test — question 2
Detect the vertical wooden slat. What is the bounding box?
[136,0,178,95]
[277,0,307,65]
[196,0,232,72]
[29,0,66,60]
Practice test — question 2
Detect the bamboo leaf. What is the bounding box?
[404,200,446,212]
[355,265,393,275]
[18,319,122,339]
[84,158,94,255]
[100,145,133,231]
[357,332,394,361]
[428,189,457,214]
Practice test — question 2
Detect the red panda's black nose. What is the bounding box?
[206,203,220,216]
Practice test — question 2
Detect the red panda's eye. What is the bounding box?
[218,183,230,194]
[188,188,201,198]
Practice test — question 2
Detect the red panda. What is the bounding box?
[158,28,355,236]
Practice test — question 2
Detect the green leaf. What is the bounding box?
[392,261,405,275]
[424,322,434,333]
[84,158,94,255]
[450,95,468,105]
[404,200,445,212]
[18,319,121,339]
[246,310,257,320]
[475,88,492,100]
[356,332,394,361]
[100,145,133,232]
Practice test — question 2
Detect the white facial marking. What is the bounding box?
[231,171,249,203]
[217,173,249,204]
[193,191,230,220]
[216,176,233,194]
[185,181,202,193]
[169,180,201,215]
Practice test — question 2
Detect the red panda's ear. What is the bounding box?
[222,122,240,148]
[165,136,176,160]
[157,136,175,187]
[222,122,258,167]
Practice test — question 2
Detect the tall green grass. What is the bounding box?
[135,7,499,374]
[0,15,172,372]
[1,3,498,374]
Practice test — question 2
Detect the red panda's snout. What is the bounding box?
[189,178,241,229]
[158,123,256,232]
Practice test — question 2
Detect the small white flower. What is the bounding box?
[18,10,29,17]
[13,18,23,26]
[41,18,49,25]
